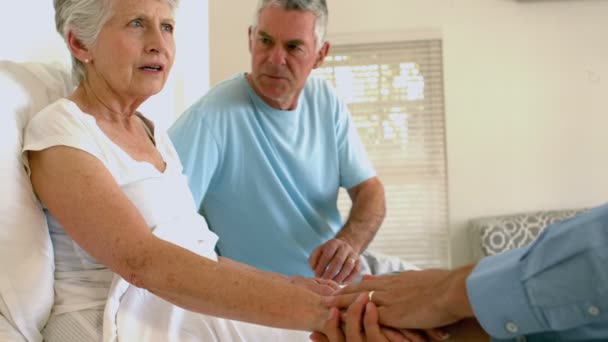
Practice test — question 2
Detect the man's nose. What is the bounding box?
[268,45,287,65]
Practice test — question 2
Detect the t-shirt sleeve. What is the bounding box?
[333,90,376,190]
[22,103,103,175]
[168,104,221,209]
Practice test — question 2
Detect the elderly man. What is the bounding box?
[169,0,385,283]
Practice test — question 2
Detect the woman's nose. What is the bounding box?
[146,27,168,54]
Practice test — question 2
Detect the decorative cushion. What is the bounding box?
[469,208,589,260]
[0,61,74,342]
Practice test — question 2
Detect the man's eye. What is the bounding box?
[161,23,174,33]
[260,37,272,45]
[129,19,143,28]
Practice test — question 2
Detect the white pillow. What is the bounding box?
[0,313,26,342]
[0,61,74,342]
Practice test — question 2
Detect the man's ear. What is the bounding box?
[67,31,92,63]
[248,26,254,53]
[313,41,330,69]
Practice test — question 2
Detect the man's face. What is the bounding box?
[247,5,329,110]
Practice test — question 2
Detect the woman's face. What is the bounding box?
[87,0,175,100]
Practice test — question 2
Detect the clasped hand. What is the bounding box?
[309,238,361,284]
[312,270,461,341]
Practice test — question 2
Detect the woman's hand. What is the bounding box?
[289,276,341,295]
[310,293,428,342]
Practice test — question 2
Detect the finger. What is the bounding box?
[309,332,330,342]
[320,282,343,296]
[332,253,357,284]
[330,258,353,284]
[342,259,362,284]
[362,302,390,342]
[364,288,389,307]
[344,293,368,342]
[323,293,360,309]
[309,247,322,270]
[316,278,341,291]
[309,332,328,342]
[338,277,391,295]
[315,244,339,278]
[397,329,428,342]
[336,281,371,295]
[315,284,339,296]
[422,328,450,341]
[380,328,409,342]
[322,307,345,342]
[323,245,350,280]
[362,274,377,281]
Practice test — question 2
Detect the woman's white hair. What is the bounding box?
[53,0,180,83]
[251,0,328,51]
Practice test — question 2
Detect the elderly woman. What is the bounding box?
[24,0,346,340]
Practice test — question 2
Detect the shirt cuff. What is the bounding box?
[466,247,546,339]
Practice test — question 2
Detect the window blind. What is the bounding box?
[314,39,449,268]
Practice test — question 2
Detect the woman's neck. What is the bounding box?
[70,78,144,126]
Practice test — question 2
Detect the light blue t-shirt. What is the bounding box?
[169,74,375,277]
[467,203,608,341]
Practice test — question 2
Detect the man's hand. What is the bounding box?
[325,267,475,330]
[310,293,429,342]
[288,276,341,296]
[309,238,361,284]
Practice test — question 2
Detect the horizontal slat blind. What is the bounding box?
[314,39,449,268]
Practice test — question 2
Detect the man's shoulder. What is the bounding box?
[302,75,341,104]
[201,74,248,107]
[181,74,250,120]
[305,74,334,92]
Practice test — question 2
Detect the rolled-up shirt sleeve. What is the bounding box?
[466,203,608,340]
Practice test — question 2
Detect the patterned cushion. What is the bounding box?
[469,208,589,260]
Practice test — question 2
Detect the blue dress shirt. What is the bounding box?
[467,203,608,341]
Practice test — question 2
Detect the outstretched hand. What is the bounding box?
[309,238,361,284]
[326,267,475,330]
[310,293,433,342]
[289,276,341,296]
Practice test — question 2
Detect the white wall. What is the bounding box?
[1,1,209,130]
[210,0,608,267]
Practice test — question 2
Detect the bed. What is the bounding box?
[1,60,428,341]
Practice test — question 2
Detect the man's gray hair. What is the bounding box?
[53,0,179,83]
[251,0,328,51]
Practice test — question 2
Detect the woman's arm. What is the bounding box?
[219,257,340,295]
[29,146,329,332]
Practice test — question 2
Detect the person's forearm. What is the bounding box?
[218,256,289,281]
[439,264,476,320]
[135,238,328,332]
[337,177,385,253]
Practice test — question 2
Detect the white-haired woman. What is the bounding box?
[26,0,346,340]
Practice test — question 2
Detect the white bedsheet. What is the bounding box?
[101,218,311,342]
